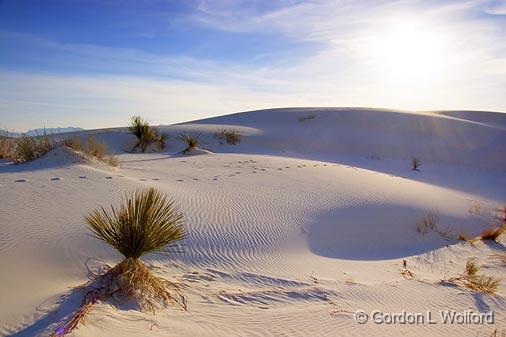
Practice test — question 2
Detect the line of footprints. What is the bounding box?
[11,161,340,184]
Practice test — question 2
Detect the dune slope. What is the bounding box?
[1,108,505,337]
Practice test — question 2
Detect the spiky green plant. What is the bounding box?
[86,187,185,258]
[129,115,156,152]
[412,157,421,171]
[53,188,186,336]
[179,133,201,154]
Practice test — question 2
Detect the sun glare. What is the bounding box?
[369,19,448,86]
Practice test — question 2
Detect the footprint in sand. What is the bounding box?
[192,178,199,181]
[323,164,327,167]
[235,172,241,174]
[176,179,184,182]
[213,178,219,181]
[139,179,147,181]
[14,179,27,183]
[152,178,159,181]
[260,168,266,171]
[284,166,290,169]
[277,168,283,171]
[50,177,61,181]
[252,171,257,173]
[105,176,113,179]
[79,176,87,179]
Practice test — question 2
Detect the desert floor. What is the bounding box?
[1,108,505,336]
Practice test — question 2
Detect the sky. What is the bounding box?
[0,0,505,131]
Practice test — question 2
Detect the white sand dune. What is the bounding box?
[1,108,505,337]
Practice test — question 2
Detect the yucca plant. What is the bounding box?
[129,115,156,152]
[53,188,187,336]
[129,115,167,152]
[412,157,421,171]
[179,133,201,154]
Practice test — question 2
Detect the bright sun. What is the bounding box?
[369,19,447,86]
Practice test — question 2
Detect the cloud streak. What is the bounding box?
[0,0,505,130]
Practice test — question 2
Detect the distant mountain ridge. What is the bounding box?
[0,127,84,137]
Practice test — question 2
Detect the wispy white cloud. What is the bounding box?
[1,0,505,130]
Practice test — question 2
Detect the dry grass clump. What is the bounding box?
[411,157,421,171]
[129,115,167,152]
[61,136,119,167]
[13,131,54,162]
[481,223,506,242]
[416,209,438,235]
[0,133,15,159]
[214,129,242,145]
[447,259,499,294]
[54,188,186,336]
[179,133,201,154]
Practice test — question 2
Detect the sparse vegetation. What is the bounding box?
[61,136,119,167]
[128,115,167,152]
[54,188,187,336]
[412,157,421,171]
[447,259,499,294]
[13,131,54,162]
[416,209,438,235]
[298,114,316,122]
[179,133,201,154]
[214,129,242,145]
[481,223,506,242]
[0,131,14,159]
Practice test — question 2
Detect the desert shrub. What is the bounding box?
[54,188,186,336]
[128,115,167,152]
[61,136,119,167]
[416,209,438,235]
[412,157,421,171]
[155,130,169,150]
[448,260,499,294]
[481,223,506,242]
[0,133,14,159]
[179,133,201,154]
[215,129,242,145]
[13,131,54,162]
[298,114,316,122]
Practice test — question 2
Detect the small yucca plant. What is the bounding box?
[129,115,167,152]
[179,133,201,154]
[54,188,186,336]
[129,115,156,152]
[412,157,421,171]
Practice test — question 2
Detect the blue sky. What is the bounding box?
[1,0,505,130]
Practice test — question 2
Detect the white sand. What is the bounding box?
[1,108,505,336]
